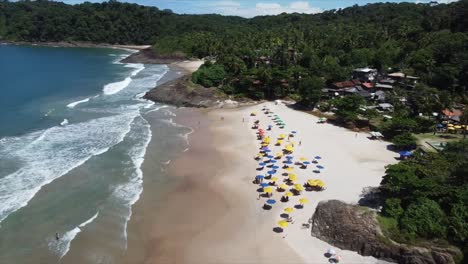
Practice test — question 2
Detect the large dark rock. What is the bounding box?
[143,76,226,108]
[311,200,462,264]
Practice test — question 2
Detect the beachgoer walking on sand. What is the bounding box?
[242,117,244,123]
[355,133,357,138]
[299,141,302,146]
[55,232,60,240]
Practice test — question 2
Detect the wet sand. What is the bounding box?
[123,107,303,263]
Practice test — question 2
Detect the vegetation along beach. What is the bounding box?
[0,0,467,263]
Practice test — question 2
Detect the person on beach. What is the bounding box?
[299,141,302,146]
[55,232,60,240]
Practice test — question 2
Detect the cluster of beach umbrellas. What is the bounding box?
[252,105,327,234]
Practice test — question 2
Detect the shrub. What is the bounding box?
[192,63,226,88]
[400,198,447,239]
[392,132,417,150]
[383,198,404,219]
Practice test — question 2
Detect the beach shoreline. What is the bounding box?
[124,100,398,263]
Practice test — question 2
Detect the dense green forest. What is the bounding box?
[1,0,467,104]
[1,0,467,258]
[379,140,468,256]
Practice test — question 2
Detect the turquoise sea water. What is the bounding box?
[0,45,191,263]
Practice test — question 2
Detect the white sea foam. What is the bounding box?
[103,77,132,95]
[112,116,151,248]
[60,119,69,126]
[145,105,169,114]
[0,112,138,223]
[102,64,145,95]
[67,97,90,108]
[48,211,99,259]
[125,63,145,77]
[162,160,171,165]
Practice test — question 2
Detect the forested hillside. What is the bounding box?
[1,0,467,101]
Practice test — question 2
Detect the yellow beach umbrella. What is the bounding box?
[284,192,293,197]
[315,179,325,187]
[279,184,288,189]
[284,207,294,213]
[448,123,454,127]
[285,167,294,172]
[256,153,264,157]
[288,175,297,181]
[275,152,283,157]
[299,198,309,204]
[454,125,462,129]
[264,187,273,193]
[270,177,279,182]
[294,184,304,191]
[279,134,286,139]
[448,127,456,130]
[299,157,308,161]
[307,179,317,186]
[278,220,289,228]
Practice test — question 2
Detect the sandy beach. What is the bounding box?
[123,100,398,264]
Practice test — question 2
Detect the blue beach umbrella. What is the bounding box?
[255,175,265,179]
[272,165,280,170]
[267,155,274,159]
[264,149,272,153]
[286,155,294,160]
[314,156,322,160]
[316,165,324,170]
[284,161,293,165]
[261,146,269,151]
[303,161,311,165]
[267,170,276,175]
[260,183,269,188]
[291,131,297,134]
[268,125,273,128]
[259,162,266,166]
[269,160,277,164]
[266,199,276,205]
[399,151,412,157]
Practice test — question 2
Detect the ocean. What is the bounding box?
[0,45,191,263]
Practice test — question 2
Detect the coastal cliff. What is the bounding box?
[121,47,188,64]
[311,200,462,264]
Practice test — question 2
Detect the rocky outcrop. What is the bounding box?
[143,75,227,108]
[311,200,462,264]
[121,48,187,64]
